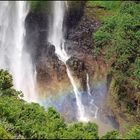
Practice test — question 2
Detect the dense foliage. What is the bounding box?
[0,67,140,139]
[0,69,99,139]
[0,126,11,139]
[101,130,120,139]
[93,0,140,127]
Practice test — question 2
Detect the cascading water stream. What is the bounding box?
[86,73,98,118]
[66,67,88,121]
[0,1,37,102]
[86,73,92,97]
[48,1,88,122]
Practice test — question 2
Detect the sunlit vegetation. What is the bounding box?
[0,126,12,139]
[101,130,120,139]
[92,0,140,129]
[88,1,121,21]
[0,69,140,139]
[0,69,99,139]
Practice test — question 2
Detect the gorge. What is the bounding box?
[0,1,117,134]
[2,1,139,138]
[27,1,116,132]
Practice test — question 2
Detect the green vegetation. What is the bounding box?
[62,122,98,139]
[88,1,121,21]
[0,1,140,139]
[0,126,11,139]
[101,130,120,139]
[124,125,140,139]
[0,69,99,139]
[90,1,121,11]
[92,0,140,131]
[0,68,140,139]
[30,1,49,13]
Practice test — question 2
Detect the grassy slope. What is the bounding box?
[89,0,140,134]
[88,1,121,21]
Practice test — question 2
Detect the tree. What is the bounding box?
[0,69,13,90]
[0,126,11,139]
[62,122,98,139]
[125,125,140,139]
[134,92,140,114]
[101,130,120,139]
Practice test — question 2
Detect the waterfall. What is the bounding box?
[0,1,37,102]
[86,73,98,118]
[48,1,69,62]
[86,73,92,96]
[48,1,88,122]
[66,67,88,121]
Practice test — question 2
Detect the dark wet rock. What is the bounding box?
[66,15,99,56]
[64,1,86,30]
[66,56,87,91]
[25,1,104,96]
[25,11,49,64]
[67,57,86,75]
[35,41,68,87]
[60,94,77,122]
[36,50,66,84]
[41,42,56,58]
[107,74,112,91]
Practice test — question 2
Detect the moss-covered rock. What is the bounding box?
[30,1,49,13]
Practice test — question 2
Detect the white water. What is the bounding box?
[86,73,92,96]
[67,67,88,122]
[0,1,37,102]
[48,1,69,62]
[86,73,98,118]
[48,1,88,122]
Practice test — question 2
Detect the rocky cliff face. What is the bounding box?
[25,1,108,98]
[24,1,120,130]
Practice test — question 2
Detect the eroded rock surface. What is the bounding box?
[25,2,107,97]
